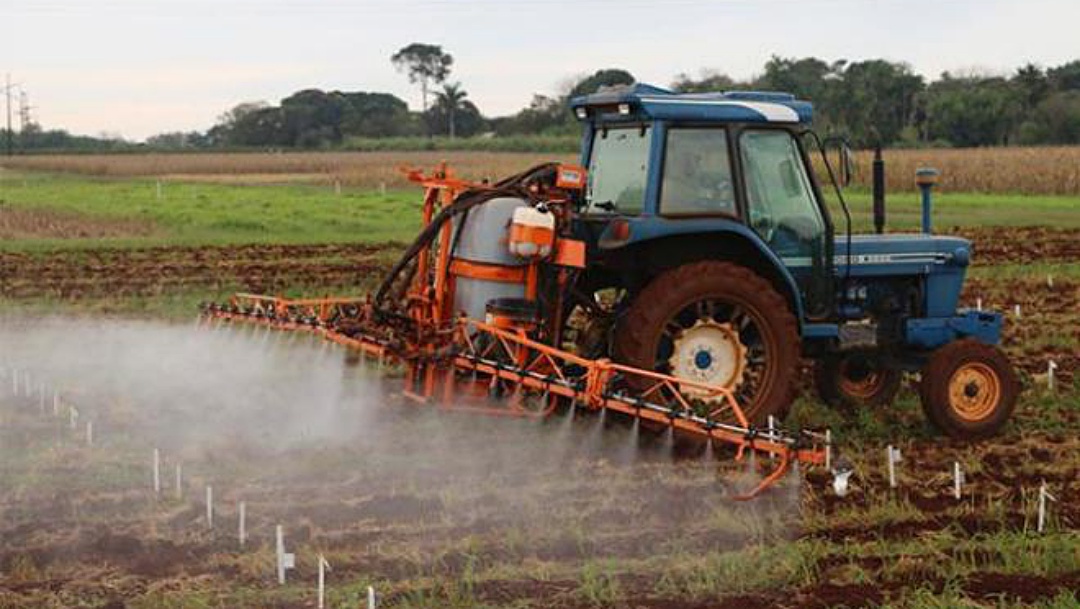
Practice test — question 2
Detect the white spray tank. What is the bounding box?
[450,197,530,321]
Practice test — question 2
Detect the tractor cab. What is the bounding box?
[570,83,835,318]
[569,84,977,332]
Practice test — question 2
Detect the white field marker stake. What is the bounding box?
[334,180,342,196]
[368,585,377,609]
[153,449,161,494]
[767,415,776,461]
[156,180,163,199]
[85,421,93,446]
[317,554,331,608]
[1014,304,1022,318]
[238,501,246,548]
[976,297,983,311]
[1047,274,1053,288]
[953,462,964,500]
[825,429,832,471]
[276,525,296,584]
[1037,481,1057,533]
[206,486,214,529]
[175,464,183,499]
[1047,360,1058,392]
[69,406,79,430]
[887,445,902,488]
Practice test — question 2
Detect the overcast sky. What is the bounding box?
[2,0,1077,141]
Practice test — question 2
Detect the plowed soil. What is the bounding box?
[0,243,396,298]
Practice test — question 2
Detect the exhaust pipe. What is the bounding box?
[872,146,886,234]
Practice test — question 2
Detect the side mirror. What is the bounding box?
[837,143,854,188]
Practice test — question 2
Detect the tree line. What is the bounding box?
[206,54,1080,149]
[6,47,1080,152]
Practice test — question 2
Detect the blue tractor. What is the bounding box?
[565,84,1017,439]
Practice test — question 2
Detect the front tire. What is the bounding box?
[614,261,801,424]
[814,351,902,409]
[919,339,1018,440]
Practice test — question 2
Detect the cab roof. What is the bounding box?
[569,83,813,125]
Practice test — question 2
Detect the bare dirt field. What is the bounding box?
[0,319,1076,609]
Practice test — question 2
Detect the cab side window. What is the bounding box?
[660,128,735,216]
[740,129,825,258]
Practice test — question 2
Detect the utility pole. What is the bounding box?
[18,90,34,152]
[4,73,13,156]
[18,90,31,131]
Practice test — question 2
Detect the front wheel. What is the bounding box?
[919,339,1019,440]
[613,260,801,424]
[814,351,902,409]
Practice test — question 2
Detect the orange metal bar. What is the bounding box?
[449,259,528,283]
[432,185,456,324]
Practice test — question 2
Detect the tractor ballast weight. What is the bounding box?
[202,84,1018,498]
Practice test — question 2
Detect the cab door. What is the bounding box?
[736,128,834,318]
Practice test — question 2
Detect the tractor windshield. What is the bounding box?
[585,125,651,215]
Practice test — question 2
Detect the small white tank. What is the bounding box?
[508,206,556,259]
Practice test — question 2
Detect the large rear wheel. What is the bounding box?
[614,261,801,424]
[919,339,1018,440]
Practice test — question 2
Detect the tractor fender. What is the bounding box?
[597,217,806,326]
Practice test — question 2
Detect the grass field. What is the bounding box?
[0,152,1078,608]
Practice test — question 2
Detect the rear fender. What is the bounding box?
[597,217,807,327]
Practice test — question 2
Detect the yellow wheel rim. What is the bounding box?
[838,360,884,400]
[948,362,1001,422]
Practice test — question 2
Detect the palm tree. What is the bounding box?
[435,83,468,138]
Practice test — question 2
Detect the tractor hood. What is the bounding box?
[835,233,972,319]
[837,234,972,270]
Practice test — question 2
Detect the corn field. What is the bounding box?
[2,146,1079,195]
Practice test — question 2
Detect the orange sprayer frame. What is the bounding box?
[200,164,831,500]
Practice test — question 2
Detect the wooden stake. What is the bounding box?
[317,554,331,608]
[206,486,213,529]
[887,445,901,488]
[1038,481,1056,533]
[238,500,247,547]
[153,449,161,494]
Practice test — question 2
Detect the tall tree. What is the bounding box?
[1014,63,1050,111]
[434,82,469,138]
[390,43,454,119]
[1048,60,1080,92]
[568,69,635,98]
[671,69,736,93]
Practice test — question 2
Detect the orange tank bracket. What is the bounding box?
[553,238,586,268]
[449,259,527,284]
